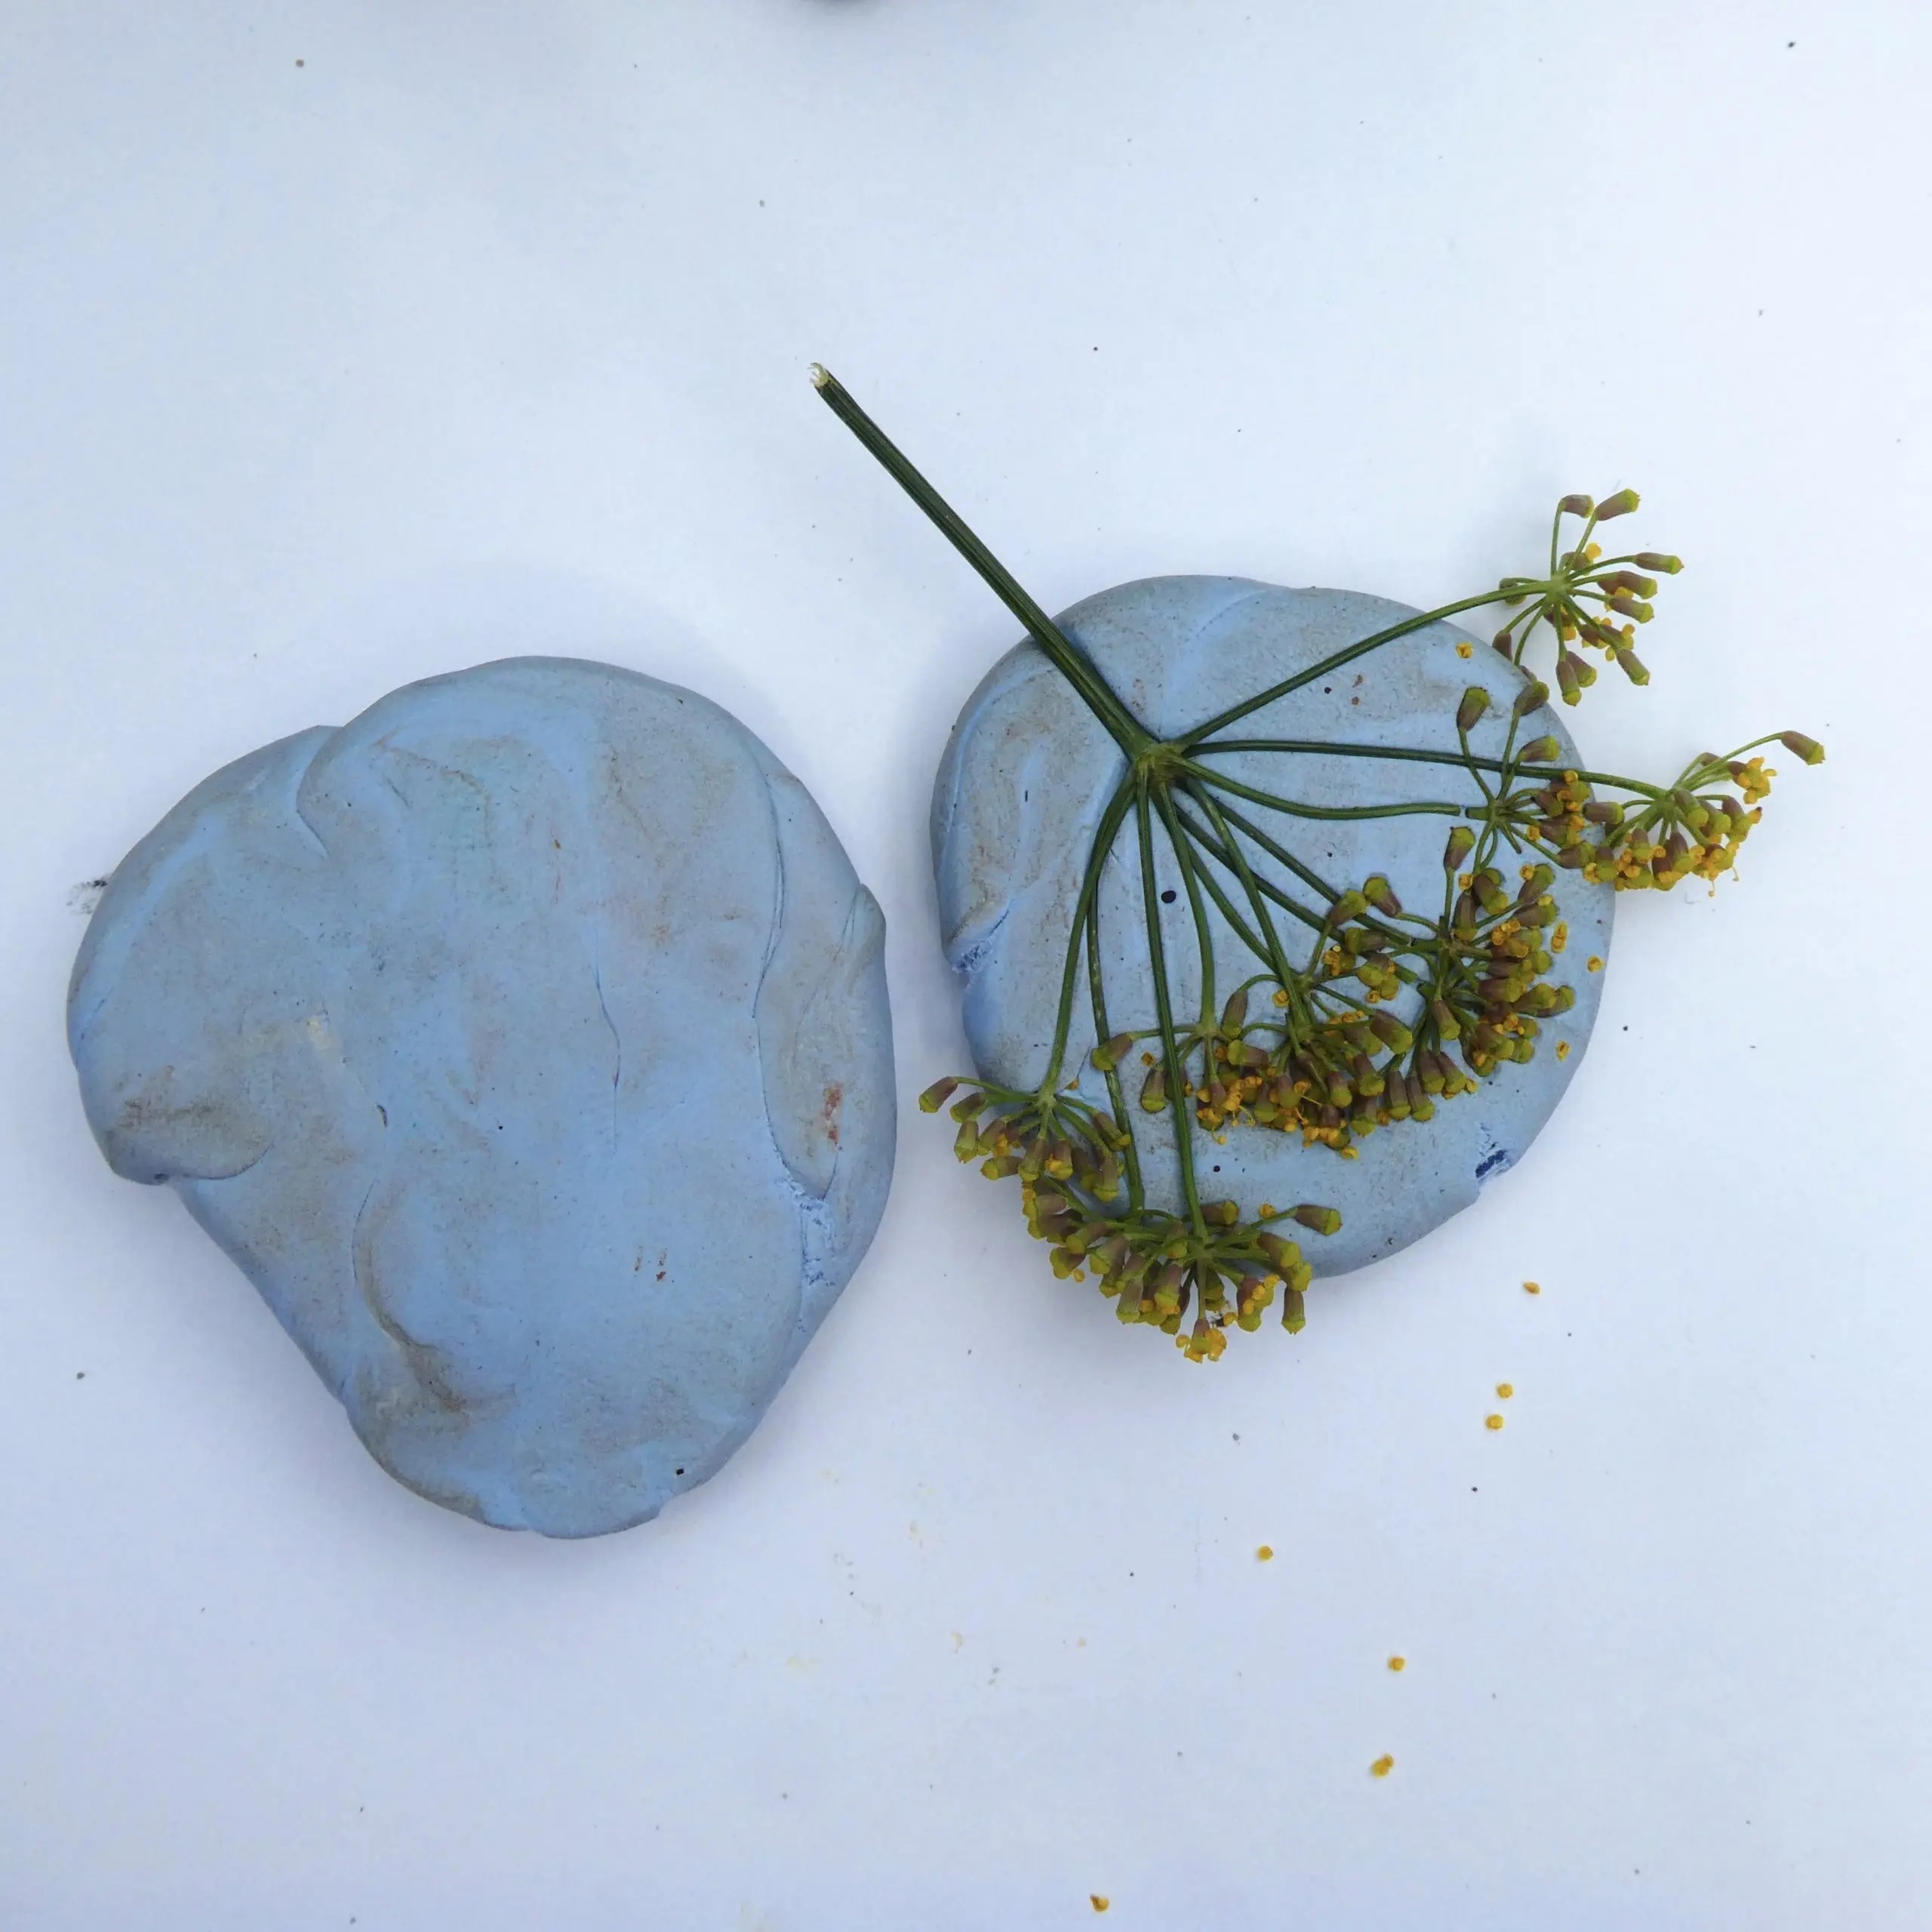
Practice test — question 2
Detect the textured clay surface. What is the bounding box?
[70,658,895,1537]
[932,577,1613,1278]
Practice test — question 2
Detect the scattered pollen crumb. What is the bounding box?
[1091,1896,1110,1913]
[1586,955,1604,971]
[1259,1202,1275,1217]
[1456,641,1474,658]
[1556,1040,1571,1060]
[1523,1280,1541,1295]
[1387,1655,1406,1672]
[951,1632,964,1651]
[1371,1755,1395,1778]
[1497,1383,1514,1399]
[1485,1414,1505,1431]
[1256,1545,1275,1561]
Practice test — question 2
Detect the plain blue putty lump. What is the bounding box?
[70,658,895,1537]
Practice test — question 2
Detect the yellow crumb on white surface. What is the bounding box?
[1485,1414,1505,1431]
[1387,1655,1406,1672]
[1523,1280,1541,1295]
[1497,1383,1514,1399]
[1256,1545,1275,1562]
[1371,1755,1395,1777]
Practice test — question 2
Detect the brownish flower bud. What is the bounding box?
[1558,493,1595,517]
[919,1076,960,1114]
[1369,1011,1413,1051]
[1291,1203,1343,1237]
[1363,873,1403,916]
[1457,687,1491,734]
[1632,552,1682,574]
[1444,825,1476,870]
[1778,731,1826,765]
[1599,570,1660,598]
[1514,679,1551,717]
[1595,488,1641,519]
[1257,1231,1303,1272]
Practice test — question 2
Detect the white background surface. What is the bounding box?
[2,4,1927,1927]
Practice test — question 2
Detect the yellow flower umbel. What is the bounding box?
[816,367,1823,1361]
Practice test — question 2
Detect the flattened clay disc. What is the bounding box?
[931,577,1612,1278]
[70,658,894,1537]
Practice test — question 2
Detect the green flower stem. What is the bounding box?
[1183,778,1307,1023]
[1176,591,1512,747]
[1169,804,1331,935]
[1186,760,1466,823]
[1041,778,1138,1088]
[1134,783,1207,1237]
[1150,783,1223,1032]
[1197,798,1423,971]
[1183,841,1274,961]
[1083,888,1145,1211]
[1192,738,1672,803]
[812,365,1151,758]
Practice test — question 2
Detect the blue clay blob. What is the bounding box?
[70,658,894,1537]
[932,578,1613,1278]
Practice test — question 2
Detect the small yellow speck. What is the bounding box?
[1497,1383,1514,1398]
[1456,641,1474,658]
[1457,871,1473,888]
[1387,1655,1406,1672]
[1556,1040,1571,1061]
[1586,955,1604,971]
[1524,1280,1541,1295]
[1260,1202,1275,1217]
[1257,1545,1274,1561]
[1371,1755,1395,1778]
[1091,1897,1110,1913]
[1485,1413,1505,1431]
